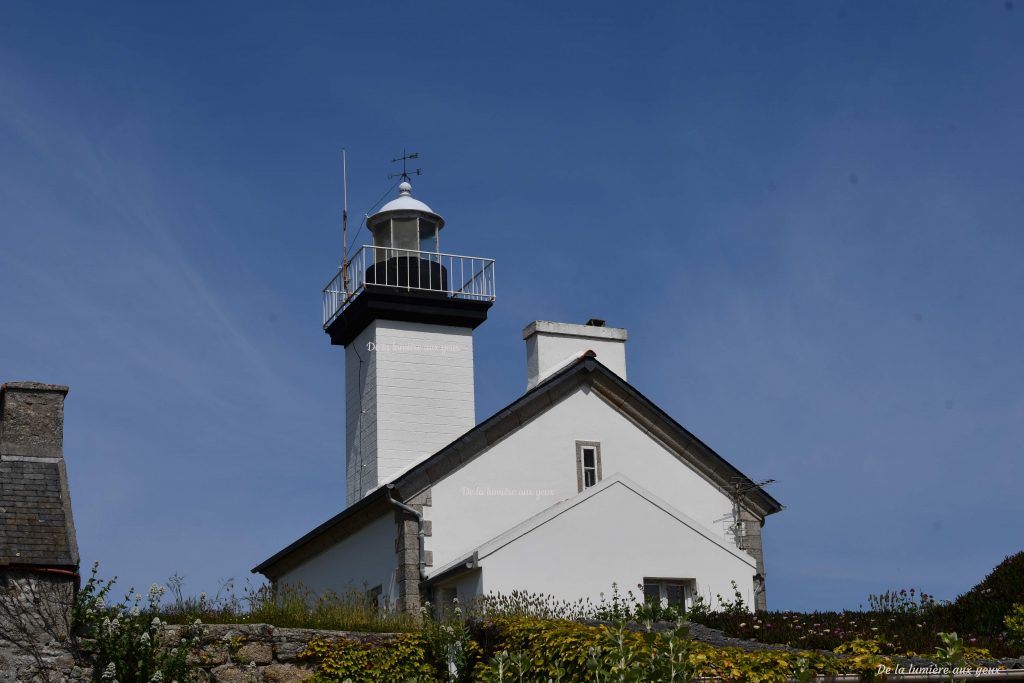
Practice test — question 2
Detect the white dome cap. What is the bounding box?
[371,180,443,224]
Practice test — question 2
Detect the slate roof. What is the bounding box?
[0,460,78,567]
[254,355,783,580]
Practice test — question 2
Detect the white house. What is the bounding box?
[253,179,782,614]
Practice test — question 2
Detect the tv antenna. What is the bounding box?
[388,150,422,182]
[727,477,776,547]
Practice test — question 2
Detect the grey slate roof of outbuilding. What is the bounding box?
[0,460,77,567]
[0,381,79,569]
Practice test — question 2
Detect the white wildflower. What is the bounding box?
[150,673,164,683]
[129,606,140,618]
[101,662,117,680]
[139,631,151,645]
[148,583,167,605]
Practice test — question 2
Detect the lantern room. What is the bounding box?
[367,181,443,256]
[321,176,496,347]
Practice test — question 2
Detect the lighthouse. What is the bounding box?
[322,177,496,503]
[257,165,781,616]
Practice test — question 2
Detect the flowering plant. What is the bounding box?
[75,563,203,683]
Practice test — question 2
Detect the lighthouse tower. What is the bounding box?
[322,179,495,503]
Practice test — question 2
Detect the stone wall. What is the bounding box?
[0,567,85,682]
[168,623,400,683]
[1,619,401,683]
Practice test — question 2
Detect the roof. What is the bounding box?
[0,460,78,568]
[253,354,783,579]
[369,181,444,225]
[427,473,756,585]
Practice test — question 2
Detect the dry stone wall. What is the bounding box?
[168,623,400,683]
[1,621,400,683]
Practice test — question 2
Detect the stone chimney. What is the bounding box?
[523,320,628,389]
[0,381,78,569]
[1,382,69,459]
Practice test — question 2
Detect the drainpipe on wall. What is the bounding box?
[386,485,427,581]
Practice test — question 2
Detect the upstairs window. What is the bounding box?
[575,441,602,492]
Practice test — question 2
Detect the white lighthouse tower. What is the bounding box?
[322,175,496,503]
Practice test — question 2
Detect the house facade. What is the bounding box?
[253,180,782,614]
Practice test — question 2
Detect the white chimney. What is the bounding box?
[523,319,627,389]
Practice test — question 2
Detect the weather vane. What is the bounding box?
[388,149,422,182]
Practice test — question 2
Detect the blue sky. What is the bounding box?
[1,1,1021,611]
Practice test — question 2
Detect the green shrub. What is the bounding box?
[75,563,203,683]
[300,600,482,683]
[300,634,438,683]
[1005,604,1024,652]
[694,552,1024,657]
[468,616,885,683]
[948,551,1024,636]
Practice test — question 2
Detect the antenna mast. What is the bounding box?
[728,477,776,547]
[342,149,349,294]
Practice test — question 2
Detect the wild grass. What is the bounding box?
[156,575,418,633]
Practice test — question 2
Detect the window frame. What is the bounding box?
[642,577,697,611]
[575,440,603,492]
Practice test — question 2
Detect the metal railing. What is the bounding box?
[322,245,496,329]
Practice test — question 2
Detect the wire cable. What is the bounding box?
[347,180,400,253]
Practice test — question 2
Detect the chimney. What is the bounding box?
[0,381,79,569]
[523,320,628,389]
[0,382,69,459]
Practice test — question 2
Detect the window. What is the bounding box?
[642,578,696,610]
[575,441,602,492]
[367,585,383,611]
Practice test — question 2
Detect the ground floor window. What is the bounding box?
[642,578,696,610]
[432,585,458,619]
[367,584,383,611]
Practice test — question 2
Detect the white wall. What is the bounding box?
[346,324,379,502]
[346,320,477,501]
[278,513,398,608]
[478,480,757,609]
[426,389,741,573]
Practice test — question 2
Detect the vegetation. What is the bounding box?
[1006,603,1024,648]
[694,552,1024,658]
[301,615,890,683]
[33,552,1019,681]
[156,574,418,632]
[74,563,204,683]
